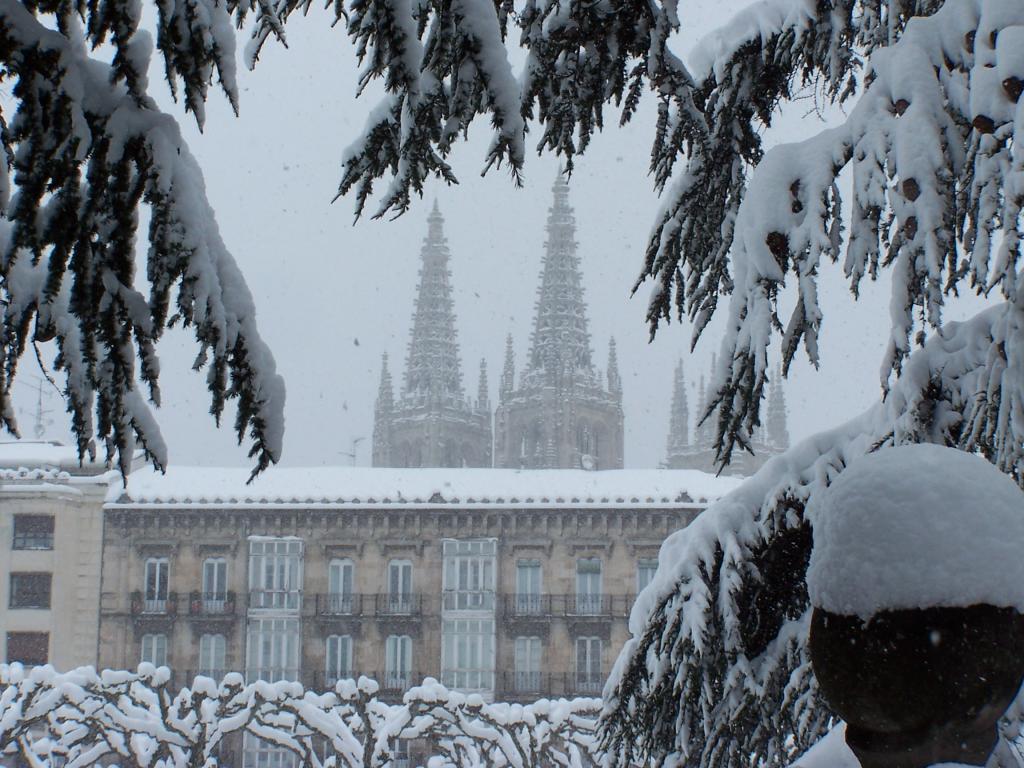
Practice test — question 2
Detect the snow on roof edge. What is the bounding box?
[108,466,743,509]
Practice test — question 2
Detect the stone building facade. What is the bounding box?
[664,358,791,476]
[372,204,492,468]
[494,177,625,470]
[0,441,115,670]
[97,466,736,764]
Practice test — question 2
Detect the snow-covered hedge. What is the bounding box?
[0,665,600,767]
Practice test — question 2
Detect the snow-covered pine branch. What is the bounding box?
[646,0,1023,470]
[599,299,1024,768]
[0,664,602,767]
[0,0,285,476]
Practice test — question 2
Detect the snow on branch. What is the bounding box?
[641,0,1024,470]
[0,0,285,476]
[600,299,1024,767]
[0,665,601,767]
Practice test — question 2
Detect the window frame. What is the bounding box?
[325,634,353,686]
[202,557,229,615]
[513,635,542,692]
[386,559,413,613]
[575,636,603,694]
[637,558,659,593]
[11,515,54,551]
[144,557,170,613]
[198,633,227,679]
[575,557,603,614]
[5,631,48,666]
[8,572,52,610]
[140,633,168,668]
[385,634,413,690]
[328,558,355,614]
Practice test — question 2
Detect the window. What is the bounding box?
[243,735,298,768]
[386,560,413,614]
[328,559,354,614]
[202,558,228,613]
[9,573,52,609]
[249,538,303,611]
[199,633,227,679]
[325,634,353,686]
[141,633,168,668]
[5,632,48,665]
[144,558,170,613]
[514,636,542,692]
[442,539,496,610]
[385,634,412,690]
[637,558,658,593]
[515,559,542,615]
[576,558,603,614]
[441,618,495,692]
[246,617,300,682]
[391,739,411,768]
[12,515,54,550]
[576,636,603,694]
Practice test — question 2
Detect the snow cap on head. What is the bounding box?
[807,444,1024,620]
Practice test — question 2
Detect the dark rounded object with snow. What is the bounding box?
[810,604,1024,767]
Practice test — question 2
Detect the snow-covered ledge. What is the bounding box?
[803,445,1024,768]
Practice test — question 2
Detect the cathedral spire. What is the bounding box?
[607,338,622,397]
[403,203,464,402]
[666,358,689,462]
[695,374,714,451]
[766,364,790,450]
[500,334,515,401]
[372,353,394,466]
[525,174,594,380]
[477,359,490,412]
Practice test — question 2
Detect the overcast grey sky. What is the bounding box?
[9,0,989,471]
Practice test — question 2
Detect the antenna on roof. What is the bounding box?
[338,437,365,466]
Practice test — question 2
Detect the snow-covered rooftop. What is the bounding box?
[107,466,742,509]
[0,440,114,482]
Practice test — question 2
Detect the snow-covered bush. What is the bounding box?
[0,664,601,767]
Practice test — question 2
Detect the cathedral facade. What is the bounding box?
[664,358,790,476]
[372,204,492,468]
[374,177,624,471]
[493,177,624,470]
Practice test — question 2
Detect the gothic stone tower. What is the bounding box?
[494,176,624,470]
[372,204,492,468]
[663,358,790,475]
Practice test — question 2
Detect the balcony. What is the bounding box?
[376,671,424,696]
[188,591,237,618]
[315,593,365,617]
[567,594,634,618]
[495,672,605,699]
[442,589,495,611]
[130,590,178,616]
[502,593,635,620]
[375,593,422,617]
[248,589,302,612]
